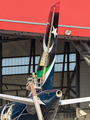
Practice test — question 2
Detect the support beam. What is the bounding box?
[69,66,76,85]
[67,42,70,99]
[53,86,76,89]
[3,89,26,92]
[76,50,80,107]
[3,83,25,87]
[57,109,76,113]
[27,39,33,96]
[27,39,35,96]
[16,90,18,96]
[61,42,67,91]
[28,40,33,75]
[63,66,76,99]
[32,39,35,72]
[72,41,90,66]
[28,39,35,75]
[0,36,2,106]
[71,88,76,95]
[0,38,30,43]
[4,84,8,89]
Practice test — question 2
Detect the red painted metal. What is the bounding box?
[0,0,90,38]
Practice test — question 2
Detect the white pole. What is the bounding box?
[28,82,44,120]
[33,96,44,120]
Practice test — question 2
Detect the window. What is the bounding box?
[2,53,76,75]
[55,53,76,72]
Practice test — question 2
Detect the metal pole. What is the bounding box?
[61,42,67,91]
[28,40,33,75]
[32,39,35,72]
[67,42,70,110]
[27,40,33,97]
[63,66,76,99]
[28,82,44,120]
[67,42,70,99]
[76,50,80,107]
[0,36,2,106]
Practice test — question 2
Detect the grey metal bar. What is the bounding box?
[76,50,80,107]
[61,42,67,91]
[0,38,30,43]
[1,19,90,30]
[53,86,76,89]
[27,40,33,96]
[69,66,76,85]
[2,83,26,87]
[57,109,76,113]
[16,90,18,96]
[67,42,70,99]
[63,66,76,99]
[0,36,2,106]
[28,40,33,75]
[32,39,35,72]
[3,89,26,92]
[71,88,76,95]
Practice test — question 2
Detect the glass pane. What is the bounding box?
[69,54,76,62]
[56,55,64,63]
[24,57,29,65]
[2,66,28,75]
[30,66,33,73]
[5,59,9,66]
[31,57,33,65]
[18,58,22,65]
[2,59,6,66]
[55,64,63,72]
[35,65,38,72]
[69,63,76,71]
[55,55,60,62]
[2,57,29,66]
[64,63,67,71]
[60,55,64,62]
[35,56,40,64]
[65,55,67,62]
